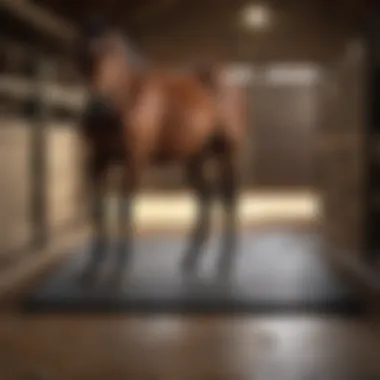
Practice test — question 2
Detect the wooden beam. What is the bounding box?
[0,0,77,43]
[132,0,179,25]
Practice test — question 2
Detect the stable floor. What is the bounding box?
[0,314,379,380]
[0,222,378,380]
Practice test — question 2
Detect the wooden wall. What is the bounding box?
[0,119,83,257]
[0,120,32,255]
[247,65,321,189]
[319,39,366,255]
[46,124,83,231]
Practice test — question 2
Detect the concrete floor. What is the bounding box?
[0,314,378,380]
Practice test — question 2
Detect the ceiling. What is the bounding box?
[1,0,369,63]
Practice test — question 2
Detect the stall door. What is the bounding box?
[247,65,321,189]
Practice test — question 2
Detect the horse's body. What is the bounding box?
[129,72,218,163]
[85,68,241,163]
[78,24,245,285]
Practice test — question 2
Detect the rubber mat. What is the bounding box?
[24,230,363,314]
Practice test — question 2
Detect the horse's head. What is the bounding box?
[77,17,142,102]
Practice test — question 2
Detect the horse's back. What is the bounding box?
[135,68,244,160]
[160,70,246,150]
[126,67,245,163]
[150,72,220,157]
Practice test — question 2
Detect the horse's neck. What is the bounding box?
[113,67,145,111]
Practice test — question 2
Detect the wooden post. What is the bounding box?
[363,7,380,262]
[29,54,51,249]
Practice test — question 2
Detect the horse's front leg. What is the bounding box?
[81,156,108,285]
[216,150,239,282]
[113,162,140,284]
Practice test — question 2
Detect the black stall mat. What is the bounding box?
[24,230,363,314]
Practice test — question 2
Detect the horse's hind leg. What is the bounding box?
[81,156,108,284]
[216,147,239,281]
[181,154,213,275]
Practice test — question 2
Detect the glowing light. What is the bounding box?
[240,4,271,31]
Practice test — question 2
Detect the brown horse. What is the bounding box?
[77,22,246,284]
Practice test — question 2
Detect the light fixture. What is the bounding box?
[240,4,271,31]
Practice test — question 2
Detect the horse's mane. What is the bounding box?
[121,37,146,68]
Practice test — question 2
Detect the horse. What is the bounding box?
[77,21,246,285]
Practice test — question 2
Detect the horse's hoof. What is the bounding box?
[215,269,234,288]
[181,264,202,285]
[181,265,196,283]
[107,275,125,291]
[106,266,128,290]
[180,254,197,273]
[79,268,99,287]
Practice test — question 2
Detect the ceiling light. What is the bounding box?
[240,4,271,31]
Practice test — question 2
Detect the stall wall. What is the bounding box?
[0,118,83,259]
[47,124,83,231]
[0,119,31,255]
[320,39,366,256]
[247,65,321,189]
